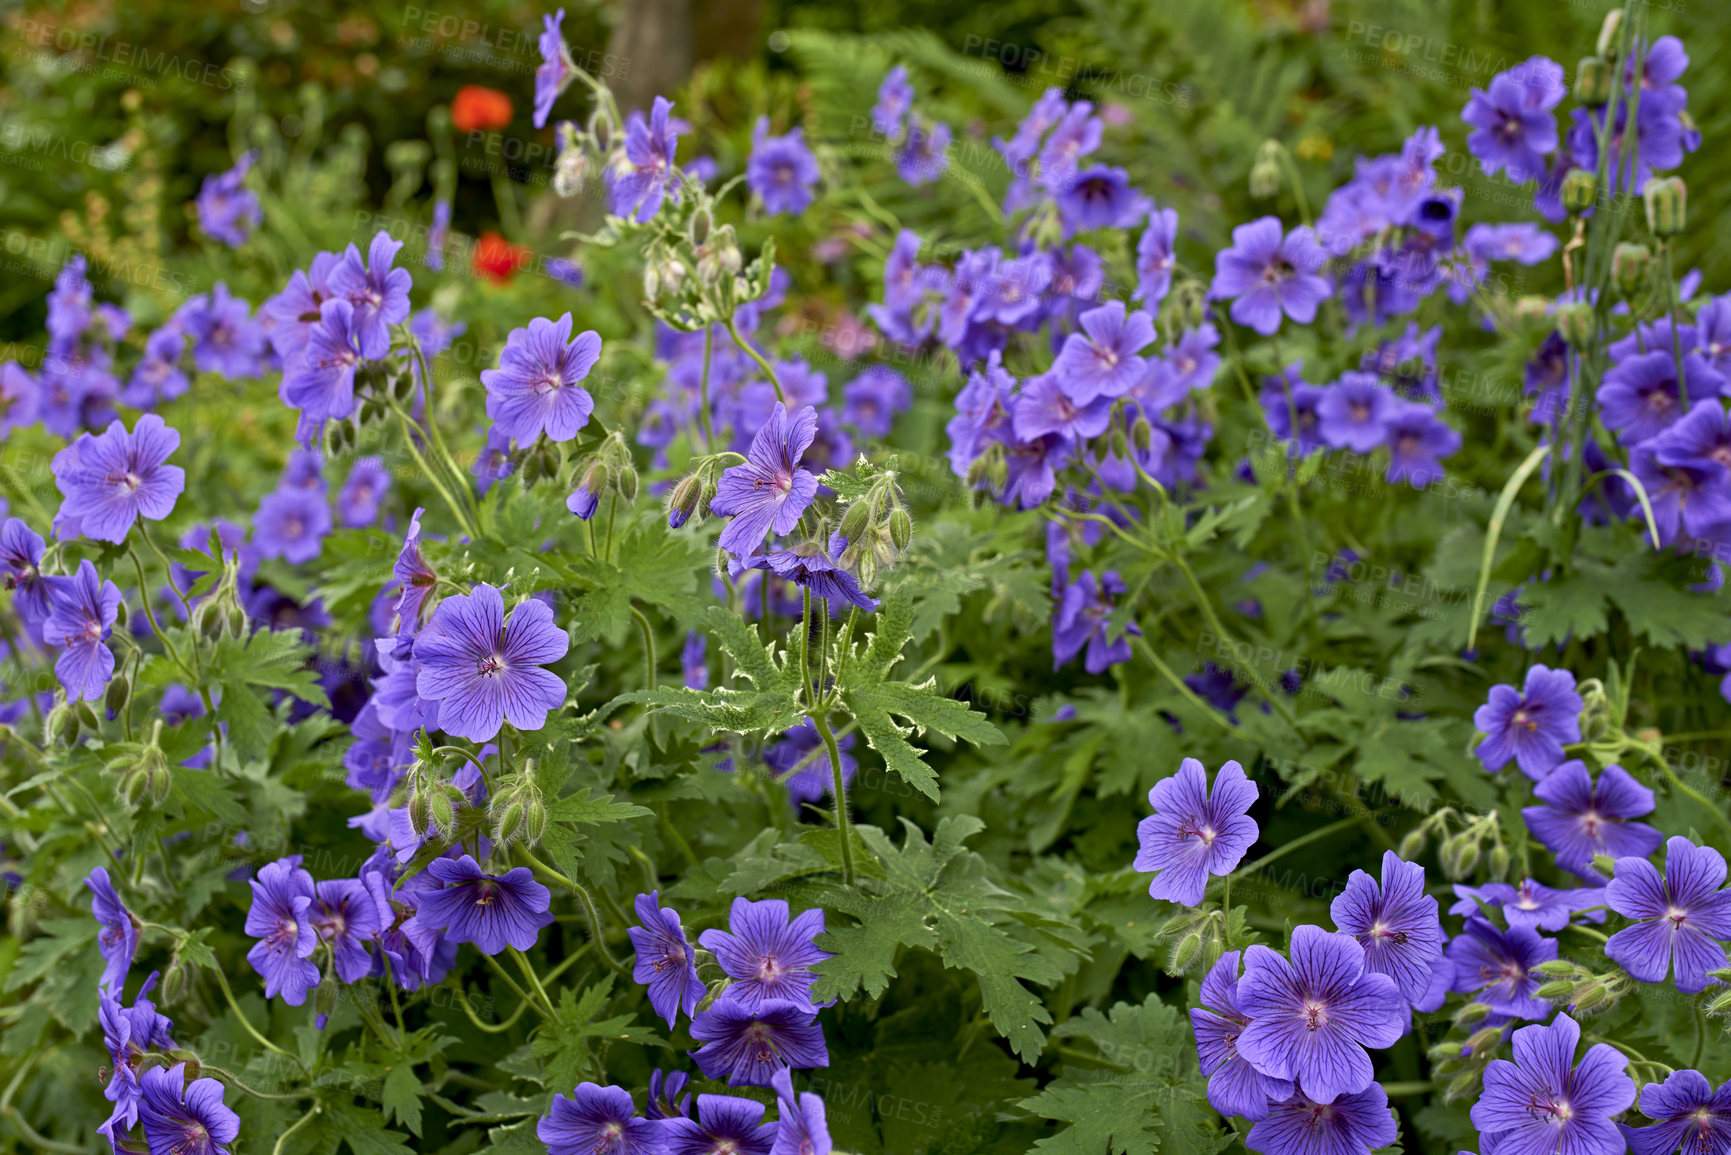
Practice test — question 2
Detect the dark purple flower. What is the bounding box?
[1450,879,1607,933]
[0,360,39,435]
[1461,56,1567,182]
[1620,1069,1731,1155]
[44,559,119,702]
[748,118,820,216]
[1056,165,1150,233]
[977,253,1051,327]
[311,877,385,983]
[1444,915,1556,1020]
[1629,441,1731,547]
[391,507,437,645]
[327,230,413,360]
[1192,950,1295,1121]
[481,313,601,443]
[1599,350,1719,445]
[539,1081,664,1155]
[1,516,53,625]
[699,898,831,1011]
[534,9,575,129]
[613,96,680,223]
[1036,102,1102,188]
[1211,217,1330,336]
[690,997,829,1086]
[414,583,569,741]
[628,890,705,1028]
[244,857,319,1006]
[1472,664,1583,779]
[1329,850,1443,1003]
[1605,836,1731,994]
[770,1068,831,1155]
[1132,757,1258,906]
[137,1062,241,1155]
[1259,367,1327,456]
[1015,372,1113,443]
[87,867,139,995]
[50,414,185,543]
[664,1095,777,1155]
[1522,760,1664,881]
[195,151,261,247]
[1052,570,1138,674]
[647,1069,693,1120]
[280,298,363,442]
[762,543,879,612]
[1315,372,1393,453]
[1236,925,1406,1104]
[417,854,553,954]
[337,455,391,528]
[98,974,176,1148]
[1246,1085,1397,1155]
[567,472,602,520]
[895,118,950,186]
[841,366,911,438]
[254,486,332,565]
[1053,300,1155,404]
[1471,1013,1635,1155]
[711,404,820,556]
[1382,401,1460,488]
[1134,207,1179,307]
[263,251,341,358]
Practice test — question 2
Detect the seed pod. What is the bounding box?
[1574,56,1613,106]
[105,673,132,717]
[1643,176,1686,238]
[1611,242,1651,299]
[888,508,912,551]
[1555,302,1596,349]
[1596,9,1625,60]
[1561,168,1597,214]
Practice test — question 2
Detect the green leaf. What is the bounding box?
[530,977,662,1092]
[613,605,802,737]
[842,677,1004,802]
[381,1064,424,1137]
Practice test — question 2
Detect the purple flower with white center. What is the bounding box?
[1132,757,1258,906]
[664,1095,777,1155]
[539,1082,663,1155]
[1052,570,1138,675]
[1211,217,1330,337]
[841,366,911,438]
[1052,300,1156,405]
[1246,1085,1397,1155]
[1599,350,1720,445]
[1444,915,1556,1019]
[613,96,681,223]
[43,560,119,702]
[1,361,40,435]
[311,877,384,983]
[690,997,829,1087]
[1523,760,1664,881]
[1451,879,1607,933]
[417,854,553,954]
[50,413,185,544]
[1329,850,1444,1003]
[414,583,569,741]
[748,118,820,216]
[1014,372,1114,443]
[87,867,139,995]
[253,486,332,566]
[481,313,601,443]
[244,857,319,1005]
[263,250,341,358]
[280,298,363,440]
[1235,925,1406,1104]
[337,455,391,528]
[97,974,175,1147]
[1315,373,1394,454]
[136,1062,241,1155]
[975,254,1051,327]
[285,450,327,495]
[391,507,436,645]
[628,890,705,1028]
[1134,207,1179,307]
[763,543,879,613]
[1620,1070,1731,1155]
[1037,102,1102,188]
[711,404,820,557]
[1192,950,1295,1121]
[872,66,914,139]
[1472,664,1583,779]
[327,230,413,360]
[895,117,950,186]
[1260,367,1327,456]
[1630,441,1731,547]
[534,8,575,129]
[1466,222,1561,267]
[1,517,54,625]
[699,898,831,1012]
[1471,1013,1635,1155]
[1461,56,1567,182]
[195,151,261,247]
[1656,400,1731,479]
[764,719,857,807]
[1605,836,1731,994]
[1056,165,1150,233]
[770,1068,831,1155]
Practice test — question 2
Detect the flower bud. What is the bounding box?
[48,702,78,746]
[1168,932,1203,975]
[315,971,339,1019]
[1533,960,1578,978]
[1591,853,1617,878]
[494,800,525,845]
[1643,176,1686,238]
[1596,9,1625,60]
[667,473,703,529]
[1465,1026,1503,1054]
[1455,1001,1492,1025]
[1561,168,1597,214]
[1445,1071,1481,1103]
[839,500,872,543]
[1488,844,1510,880]
[161,957,192,1005]
[194,598,225,640]
[523,797,548,844]
[1397,827,1427,860]
[1248,140,1282,200]
[855,549,878,591]
[554,144,590,199]
[1536,979,1576,999]
[888,508,912,552]
[105,673,131,717]
[689,208,713,247]
[1555,301,1595,349]
[121,767,150,808]
[1611,242,1651,298]
[149,764,172,805]
[1131,417,1154,454]
[408,791,433,839]
[1705,990,1731,1017]
[76,701,100,730]
[1574,56,1613,106]
[1571,983,1608,1011]
[1429,1042,1464,1060]
[617,463,640,502]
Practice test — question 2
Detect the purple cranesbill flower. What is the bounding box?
[1471,1013,1635,1155]
[1522,760,1664,881]
[1192,950,1295,1121]
[1132,757,1258,906]
[628,890,705,1028]
[1056,165,1150,234]
[414,583,569,741]
[699,897,831,1012]
[1236,925,1406,1104]
[1315,372,1394,454]
[136,1062,241,1155]
[1329,850,1444,1003]
[872,65,913,139]
[1656,400,1731,480]
[97,974,176,1148]
[1620,1069,1731,1155]
[1605,836,1731,994]
[311,877,385,983]
[771,1068,831,1155]
[327,230,413,360]
[613,96,681,223]
[50,413,185,543]
[711,404,820,556]
[279,298,363,442]
[263,250,341,358]
[1461,56,1567,182]
[253,486,332,566]
[1052,570,1138,675]
[417,854,553,954]
[1247,1085,1397,1155]
[1014,372,1114,442]
[87,867,139,994]
[1472,664,1583,779]
[1,361,41,435]
[1629,442,1731,547]
[763,719,857,806]
[566,471,602,520]
[244,857,319,1006]
[1450,879,1607,933]
[682,631,707,690]
[895,117,950,186]
[336,455,391,528]
[976,254,1052,327]
[1599,350,1720,445]
[664,1095,777,1155]
[538,1082,664,1155]
[1210,217,1330,337]
[481,313,602,443]
[391,507,436,645]
[195,151,261,247]
[748,118,821,216]
[1444,915,1556,1020]
[43,560,120,702]
[690,997,829,1086]
[534,8,575,128]
[1037,101,1102,188]
[1052,300,1156,405]
[1134,207,1178,307]
[1260,367,1327,456]
[1465,222,1560,267]
[841,366,911,438]
[282,448,328,493]
[1,516,54,625]
[648,1069,693,1120]
[763,542,879,613]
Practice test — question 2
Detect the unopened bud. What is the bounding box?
[1131,417,1154,454]
[1536,980,1577,1000]
[1575,56,1613,106]
[160,958,191,1004]
[1488,845,1510,880]
[1591,853,1617,878]
[149,764,172,805]
[1248,140,1282,200]
[1169,932,1203,974]
[1533,960,1578,978]
[495,801,525,844]
[617,463,639,502]
[667,474,703,529]
[1397,827,1427,860]
[855,550,878,591]
[48,703,79,746]
[1705,990,1731,1017]
[120,768,149,808]
[1612,242,1651,298]
[1561,168,1597,214]
[1555,301,1595,349]
[1571,983,1609,1011]
[888,507,912,551]
[1466,1026,1503,1054]
[1596,9,1625,60]
[105,673,131,717]
[523,798,548,844]
[194,599,224,640]
[408,791,433,839]
[1429,1042,1464,1060]
[839,501,872,543]
[1644,176,1686,238]
[1109,425,1130,461]
[1456,1001,1492,1025]
[1445,1071,1481,1103]
[315,971,339,1018]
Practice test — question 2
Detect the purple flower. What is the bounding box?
[1192,950,1295,1121]
[647,1069,693,1120]
[764,719,856,806]
[763,543,879,613]
[613,96,681,223]
[1260,367,1326,456]
[1472,664,1583,779]
[416,854,553,954]
[1052,570,1138,674]
[1620,1069,1731,1155]
[244,857,319,1006]
[98,975,176,1147]
[1052,300,1156,404]
[1451,879,1607,933]
[711,404,820,556]
[770,1069,831,1155]
[895,118,950,186]
[699,897,831,1012]
[337,455,392,527]
[1599,350,1719,445]
[414,583,569,741]
[0,361,39,435]
[1461,56,1567,182]
[872,66,914,139]
[327,230,413,360]
[391,507,437,644]
[1211,218,1330,336]
[1134,207,1179,307]
[137,1063,241,1155]
[690,997,829,1086]
[43,560,120,702]
[841,366,911,438]
[534,9,575,129]
[195,151,261,247]
[280,298,363,441]
[1605,836,1731,994]
[1444,915,1556,1019]
[748,118,820,216]
[539,1082,664,1155]
[1383,401,1460,488]
[1471,1013,1635,1155]
[263,251,341,358]
[664,1095,777,1155]
[87,866,139,995]
[567,472,602,520]
[1014,372,1113,442]
[628,890,705,1028]
[1315,373,1394,453]
[1329,850,1444,1003]
[1236,925,1406,1104]
[1037,102,1102,188]
[50,413,185,543]
[1056,165,1150,233]
[481,313,602,443]
[1246,1086,1397,1155]
[1523,760,1664,881]
[311,877,385,983]
[1630,442,1731,547]
[254,486,332,565]
[1132,757,1258,906]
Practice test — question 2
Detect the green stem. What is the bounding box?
[127,545,197,682]
[698,325,716,452]
[1130,635,1239,735]
[1231,812,1381,881]
[388,402,477,540]
[813,712,856,887]
[482,951,549,1018]
[200,1065,318,1101]
[452,980,533,1033]
[509,946,558,1016]
[272,1104,323,1155]
[630,604,658,692]
[726,318,784,404]
[210,964,306,1072]
[517,849,626,973]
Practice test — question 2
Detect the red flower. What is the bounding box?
[472,231,529,285]
[451,86,514,134]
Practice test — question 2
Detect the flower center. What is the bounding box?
[757,954,786,983]
[1301,1000,1328,1030]
[1667,906,1689,927]
[477,654,505,678]
[534,370,565,396]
